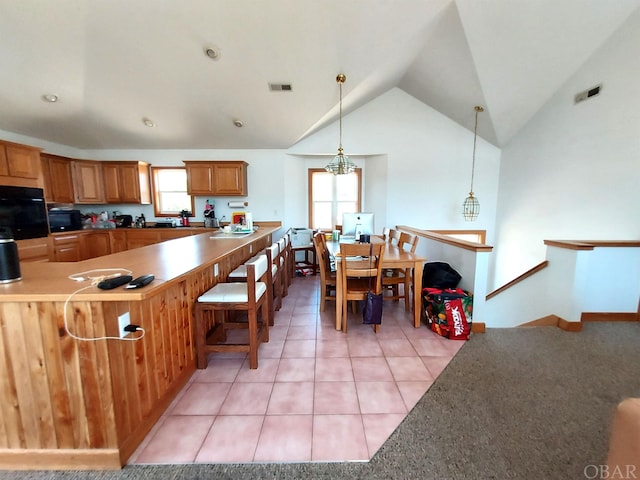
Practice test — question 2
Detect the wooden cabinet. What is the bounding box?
[16,237,52,263]
[81,231,111,259]
[109,230,128,253]
[52,234,82,262]
[160,229,193,241]
[125,229,161,250]
[0,140,43,188]
[73,160,105,204]
[184,161,248,196]
[41,153,75,203]
[102,161,151,204]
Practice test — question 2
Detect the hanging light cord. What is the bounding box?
[470,105,483,194]
[337,74,345,155]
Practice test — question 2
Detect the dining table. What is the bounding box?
[326,236,426,331]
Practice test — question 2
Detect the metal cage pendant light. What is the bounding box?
[325,74,356,175]
[462,105,484,221]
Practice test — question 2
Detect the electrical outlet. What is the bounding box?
[118,312,130,338]
[214,263,219,278]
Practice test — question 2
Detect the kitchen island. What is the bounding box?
[0,225,280,470]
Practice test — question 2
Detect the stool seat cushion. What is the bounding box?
[229,264,277,279]
[198,282,267,303]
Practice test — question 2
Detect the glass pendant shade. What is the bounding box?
[462,192,480,221]
[325,147,356,175]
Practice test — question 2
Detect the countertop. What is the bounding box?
[3,225,281,302]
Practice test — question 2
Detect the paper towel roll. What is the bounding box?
[228,201,248,208]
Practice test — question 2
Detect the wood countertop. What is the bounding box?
[3,225,281,302]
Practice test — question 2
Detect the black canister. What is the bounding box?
[0,228,21,283]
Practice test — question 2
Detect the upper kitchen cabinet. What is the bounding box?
[41,153,75,203]
[102,161,151,204]
[0,140,43,188]
[73,160,105,204]
[184,161,248,196]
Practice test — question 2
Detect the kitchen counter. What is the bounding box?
[0,225,280,470]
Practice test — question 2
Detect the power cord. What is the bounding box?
[64,268,145,342]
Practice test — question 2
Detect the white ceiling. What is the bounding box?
[0,0,638,150]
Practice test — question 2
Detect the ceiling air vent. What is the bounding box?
[574,84,601,104]
[269,83,292,92]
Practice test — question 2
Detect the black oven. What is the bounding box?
[0,186,48,240]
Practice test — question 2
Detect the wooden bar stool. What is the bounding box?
[277,237,290,297]
[194,254,271,369]
[227,247,277,325]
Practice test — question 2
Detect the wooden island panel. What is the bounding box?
[0,226,278,470]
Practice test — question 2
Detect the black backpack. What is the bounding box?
[422,262,461,289]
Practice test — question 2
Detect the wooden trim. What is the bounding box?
[396,226,493,252]
[486,261,548,300]
[544,240,640,250]
[581,312,639,322]
[558,318,583,332]
[0,448,121,470]
[429,229,486,244]
[519,314,582,332]
[471,322,486,333]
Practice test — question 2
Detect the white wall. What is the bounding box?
[490,8,640,289]
[289,88,502,238]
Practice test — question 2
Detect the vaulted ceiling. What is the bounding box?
[0,0,638,150]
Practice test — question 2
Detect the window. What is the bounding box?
[308,168,361,230]
[151,167,194,217]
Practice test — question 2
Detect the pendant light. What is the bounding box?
[462,105,484,221]
[325,74,356,175]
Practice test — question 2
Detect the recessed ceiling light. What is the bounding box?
[233,119,243,128]
[142,118,156,127]
[42,94,59,103]
[204,45,221,60]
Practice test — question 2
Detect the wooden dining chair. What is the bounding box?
[313,232,336,312]
[339,242,385,333]
[382,227,400,243]
[194,254,271,369]
[382,231,419,311]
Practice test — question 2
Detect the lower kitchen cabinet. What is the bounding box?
[16,237,52,263]
[110,230,128,253]
[125,230,161,250]
[82,231,111,259]
[52,234,82,262]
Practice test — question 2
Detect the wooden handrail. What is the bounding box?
[544,240,640,250]
[486,260,548,300]
[396,225,493,252]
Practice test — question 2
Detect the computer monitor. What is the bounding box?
[341,212,375,239]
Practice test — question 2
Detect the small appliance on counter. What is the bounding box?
[114,214,133,228]
[203,200,220,228]
[48,209,83,233]
[179,210,191,227]
[0,227,21,283]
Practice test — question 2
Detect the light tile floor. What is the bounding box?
[129,274,463,465]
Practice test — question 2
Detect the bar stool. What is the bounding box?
[277,237,290,297]
[228,247,277,325]
[194,254,271,369]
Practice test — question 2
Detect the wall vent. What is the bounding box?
[269,83,292,92]
[574,84,601,104]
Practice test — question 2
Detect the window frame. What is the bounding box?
[150,166,195,217]
[307,167,362,230]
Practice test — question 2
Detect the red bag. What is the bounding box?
[423,288,473,340]
[444,298,470,340]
